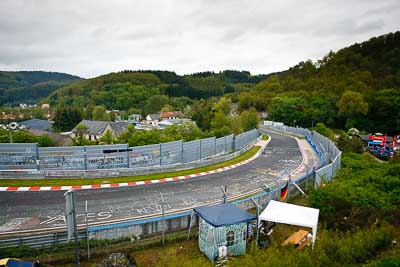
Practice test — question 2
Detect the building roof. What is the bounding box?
[160,111,184,119]
[194,203,256,227]
[72,120,108,135]
[128,114,141,118]
[147,114,160,121]
[72,120,129,136]
[109,121,130,136]
[20,119,54,132]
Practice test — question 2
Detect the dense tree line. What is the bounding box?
[242,31,400,134]
[0,71,81,106]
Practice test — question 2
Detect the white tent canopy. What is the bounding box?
[259,200,320,247]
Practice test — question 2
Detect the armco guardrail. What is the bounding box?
[0,129,260,178]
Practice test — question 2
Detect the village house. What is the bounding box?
[145,114,160,126]
[159,111,184,120]
[71,120,129,141]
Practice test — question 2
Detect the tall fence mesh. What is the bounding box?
[0,129,259,175]
[268,124,342,188]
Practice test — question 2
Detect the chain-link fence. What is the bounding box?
[0,129,259,176]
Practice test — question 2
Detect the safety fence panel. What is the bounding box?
[86,144,129,170]
[129,144,161,167]
[225,134,234,153]
[0,129,260,172]
[200,137,216,160]
[161,140,183,165]
[0,143,38,170]
[235,129,259,151]
[182,140,200,163]
[39,146,85,170]
[215,137,227,155]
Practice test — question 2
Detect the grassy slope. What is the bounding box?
[0,146,260,187]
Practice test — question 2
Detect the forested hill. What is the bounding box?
[0,71,81,106]
[46,70,266,112]
[43,31,400,134]
[246,31,400,134]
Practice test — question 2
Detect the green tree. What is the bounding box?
[100,129,116,144]
[128,129,161,146]
[240,108,259,131]
[213,97,232,115]
[145,95,169,114]
[74,124,88,146]
[92,106,108,121]
[338,91,368,128]
[53,107,82,131]
[211,110,232,137]
[37,135,54,147]
[314,122,335,140]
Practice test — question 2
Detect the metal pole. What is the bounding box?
[160,143,162,166]
[83,146,87,171]
[220,185,227,203]
[9,129,12,143]
[126,144,130,168]
[181,141,184,163]
[305,164,309,191]
[199,139,202,160]
[250,198,260,244]
[224,136,227,153]
[65,190,80,267]
[160,192,165,246]
[86,200,90,260]
[36,143,40,171]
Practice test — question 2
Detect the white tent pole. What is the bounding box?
[312,225,317,249]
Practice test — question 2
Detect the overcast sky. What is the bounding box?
[0,0,399,78]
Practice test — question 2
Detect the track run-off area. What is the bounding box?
[0,129,319,235]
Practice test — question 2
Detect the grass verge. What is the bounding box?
[262,134,270,141]
[0,146,261,187]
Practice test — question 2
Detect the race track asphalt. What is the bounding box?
[0,129,316,233]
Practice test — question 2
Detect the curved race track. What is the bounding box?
[0,130,317,233]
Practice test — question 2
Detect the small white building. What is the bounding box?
[145,114,160,126]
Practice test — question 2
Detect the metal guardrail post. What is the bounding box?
[36,143,40,171]
[199,139,202,160]
[126,144,130,168]
[54,232,58,246]
[159,143,162,166]
[84,146,87,171]
[181,141,184,163]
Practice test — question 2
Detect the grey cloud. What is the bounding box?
[0,0,399,78]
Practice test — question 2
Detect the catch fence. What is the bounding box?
[0,129,259,177]
[267,124,342,187]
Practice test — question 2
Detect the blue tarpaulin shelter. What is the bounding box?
[194,203,256,227]
[190,203,256,262]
